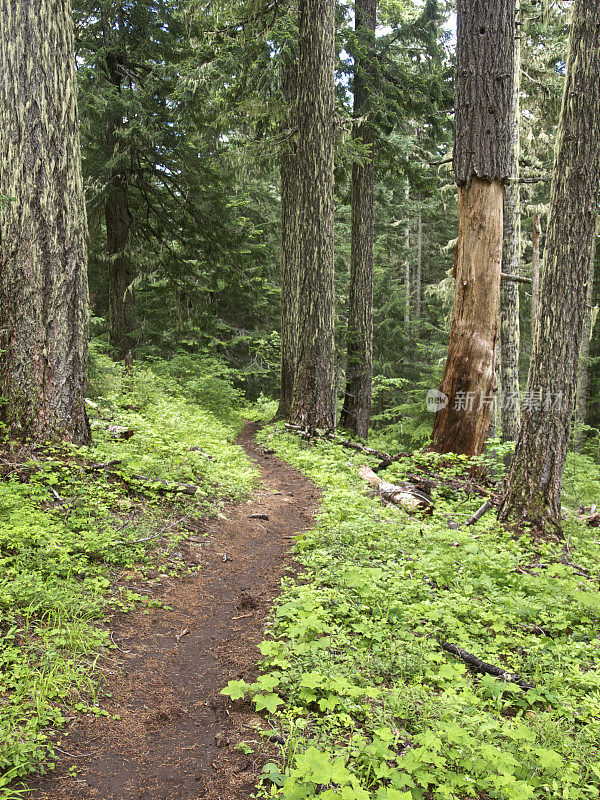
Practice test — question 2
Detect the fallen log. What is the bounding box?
[358,465,432,513]
[372,453,407,473]
[438,640,534,691]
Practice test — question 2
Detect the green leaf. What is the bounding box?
[253,693,283,713]
[220,680,249,700]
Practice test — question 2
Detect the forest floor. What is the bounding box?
[26,422,319,800]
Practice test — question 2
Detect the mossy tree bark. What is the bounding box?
[431,0,514,456]
[290,0,335,431]
[500,0,600,531]
[573,269,594,452]
[340,0,376,439]
[103,8,135,356]
[531,212,541,326]
[0,0,90,443]
[500,2,521,443]
[277,51,300,419]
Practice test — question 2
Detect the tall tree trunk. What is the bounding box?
[431,0,514,456]
[404,183,410,326]
[290,0,336,431]
[500,0,600,531]
[277,52,300,419]
[106,177,135,355]
[340,0,376,438]
[0,0,90,444]
[500,1,521,443]
[573,269,595,452]
[414,207,422,336]
[103,10,135,356]
[531,211,541,326]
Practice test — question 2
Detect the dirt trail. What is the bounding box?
[27,422,318,800]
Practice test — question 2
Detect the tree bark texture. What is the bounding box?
[0,0,90,443]
[573,268,595,452]
[103,10,135,356]
[277,52,300,419]
[432,0,514,456]
[290,0,336,431]
[500,3,521,443]
[404,183,410,326]
[340,0,376,439]
[453,0,515,187]
[500,0,600,531]
[106,177,135,356]
[531,212,541,327]
[431,178,504,455]
[414,208,422,334]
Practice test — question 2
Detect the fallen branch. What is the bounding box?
[438,640,534,691]
[85,459,123,472]
[284,423,392,461]
[335,437,392,461]
[358,465,432,514]
[466,498,492,526]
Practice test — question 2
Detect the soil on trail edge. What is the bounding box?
[27,421,319,800]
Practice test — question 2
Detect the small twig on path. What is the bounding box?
[232,613,253,621]
[110,631,131,654]
[53,746,97,758]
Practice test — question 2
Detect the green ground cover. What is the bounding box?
[0,359,258,796]
[227,426,600,800]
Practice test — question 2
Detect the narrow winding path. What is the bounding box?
[28,422,319,800]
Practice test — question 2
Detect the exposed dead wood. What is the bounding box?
[284,422,392,461]
[438,640,534,690]
[358,465,432,513]
[466,498,492,526]
[372,453,408,473]
[85,459,123,472]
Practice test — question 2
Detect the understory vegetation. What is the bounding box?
[0,355,257,795]
[219,426,600,800]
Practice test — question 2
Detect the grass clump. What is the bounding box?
[0,358,257,793]
[227,425,600,800]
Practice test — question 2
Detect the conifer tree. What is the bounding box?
[500,0,521,442]
[277,48,300,419]
[500,0,600,531]
[290,0,336,431]
[0,0,90,443]
[340,0,377,438]
[430,0,514,456]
